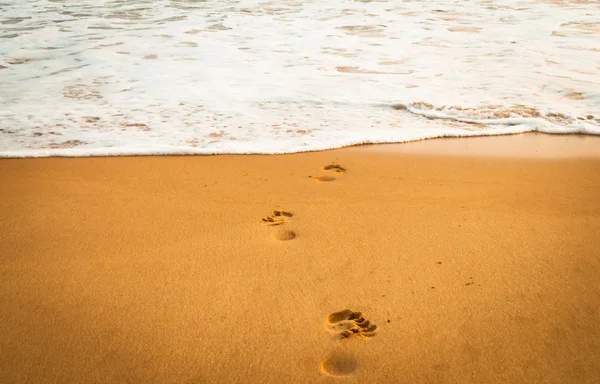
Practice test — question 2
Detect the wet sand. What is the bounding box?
[1,134,599,383]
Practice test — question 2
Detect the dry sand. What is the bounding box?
[1,134,599,383]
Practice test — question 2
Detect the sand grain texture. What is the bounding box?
[1,135,599,383]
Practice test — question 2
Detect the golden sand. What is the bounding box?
[1,134,599,383]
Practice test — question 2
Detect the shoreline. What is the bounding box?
[2,132,600,160]
[1,134,599,383]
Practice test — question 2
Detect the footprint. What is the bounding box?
[273,229,296,241]
[327,309,377,339]
[309,164,346,182]
[321,351,358,377]
[323,164,346,173]
[260,210,293,226]
[320,310,376,377]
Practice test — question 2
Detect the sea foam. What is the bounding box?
[1,0,598,157]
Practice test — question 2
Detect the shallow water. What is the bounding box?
[1,0,599,157]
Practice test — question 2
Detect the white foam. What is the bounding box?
[1,0,598,158]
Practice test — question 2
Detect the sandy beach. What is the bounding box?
[1,134,599,383]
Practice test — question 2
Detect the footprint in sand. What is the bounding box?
[327,309,377,338]
[309,163,346,182]
[320,310,377,377]
[260,210,293,226]
[260,210,297,241]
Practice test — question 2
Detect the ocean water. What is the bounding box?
[1,0,599,158]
